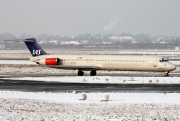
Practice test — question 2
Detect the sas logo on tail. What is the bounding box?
[32,50,41,55]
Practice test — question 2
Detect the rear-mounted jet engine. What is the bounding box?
[36,58,60,65]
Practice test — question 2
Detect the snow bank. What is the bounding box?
[0,91,180,104]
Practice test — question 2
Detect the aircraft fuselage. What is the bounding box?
[31,55,175,72]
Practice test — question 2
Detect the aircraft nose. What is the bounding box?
[166,63,176,71]
[171,64,176,70]
[168,64,176,71]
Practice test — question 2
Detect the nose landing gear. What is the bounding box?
[165,71,169,76]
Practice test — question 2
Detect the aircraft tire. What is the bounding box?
[78,70,84,76]
[165,72,169,76]
[90,70,96,76]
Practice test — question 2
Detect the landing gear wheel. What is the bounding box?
[78,70,84,76]
[90,70,96,76]
[165,72,169,77]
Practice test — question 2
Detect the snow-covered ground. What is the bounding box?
[0,60,35,65]
[0,91,180,120]
[1,91,180,104]
[4,76,180,84]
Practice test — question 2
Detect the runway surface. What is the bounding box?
[0,72,179,78]
[1,77,180,93]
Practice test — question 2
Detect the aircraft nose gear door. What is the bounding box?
[153,60,157,67]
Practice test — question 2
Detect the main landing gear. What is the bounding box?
[78,70,97,76]
[165,71,169,77]
[90,70,96,76]
[78,70,84,76]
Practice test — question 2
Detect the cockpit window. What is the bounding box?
[159,58,168,62]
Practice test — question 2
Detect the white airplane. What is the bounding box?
[21,38,176,76]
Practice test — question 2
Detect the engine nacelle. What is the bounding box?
[36,58,60,65]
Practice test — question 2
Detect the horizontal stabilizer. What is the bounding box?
[4,38,36,42]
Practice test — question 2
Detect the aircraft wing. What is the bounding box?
[47,65,100,70]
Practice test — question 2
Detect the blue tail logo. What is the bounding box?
[23,38,47,57]
[32,49,41,55]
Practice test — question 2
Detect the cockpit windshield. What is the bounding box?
[159,58,168,62]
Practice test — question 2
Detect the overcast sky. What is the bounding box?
[0,0,180,36]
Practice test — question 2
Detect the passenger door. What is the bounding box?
[153,60,157,67]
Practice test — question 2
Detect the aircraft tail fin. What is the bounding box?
[23,38,47,57]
